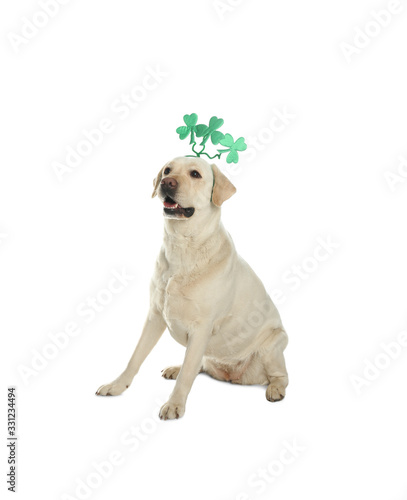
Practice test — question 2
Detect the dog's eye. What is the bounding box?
[190,170,202,179]
[164,167,171,175]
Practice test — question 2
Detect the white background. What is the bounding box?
[1,1,407,499]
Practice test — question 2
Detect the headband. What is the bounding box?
[176,113,247,165]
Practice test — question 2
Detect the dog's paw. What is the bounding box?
[161,365,181,380]
[266,382,286,402]
[95,376,131,396]
[159,401,185,420]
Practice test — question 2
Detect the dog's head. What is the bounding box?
[151,157,236,220]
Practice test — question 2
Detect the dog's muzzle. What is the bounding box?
[160,180,195,218]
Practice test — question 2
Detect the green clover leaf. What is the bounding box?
[195,124,209,137]
[176,113,198,144]
[218,134,247,164]
[183,113,198,127]
[175,126,189,140]
[219,133,234,147]
[175,113,246,163]
[210,130,225,145]
[208,116,224,133]
[195,116,225,146]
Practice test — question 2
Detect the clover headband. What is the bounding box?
[176,113,247,164]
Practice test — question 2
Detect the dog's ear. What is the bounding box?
[211,164,236,207]
[152,166,164,198]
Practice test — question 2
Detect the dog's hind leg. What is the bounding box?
[162,365,203,380]
[161,365,182,380]
[260,327,289,402]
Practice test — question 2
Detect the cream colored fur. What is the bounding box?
[96,157,288,419]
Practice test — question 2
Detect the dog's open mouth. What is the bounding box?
[163,196,195,218]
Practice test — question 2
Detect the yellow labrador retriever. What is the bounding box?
[96,157,288,419]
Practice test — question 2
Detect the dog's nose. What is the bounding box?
[161,177,178,190]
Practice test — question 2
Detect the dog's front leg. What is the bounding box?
[159,328,209,420]
[96,309,166,396]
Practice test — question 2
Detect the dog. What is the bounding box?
[96,156,288,419]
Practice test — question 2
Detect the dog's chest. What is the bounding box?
[152,244,213,343]
[156,269,201,344]
[163,274,196,318]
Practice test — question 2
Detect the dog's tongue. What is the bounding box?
[163,200,179,208]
